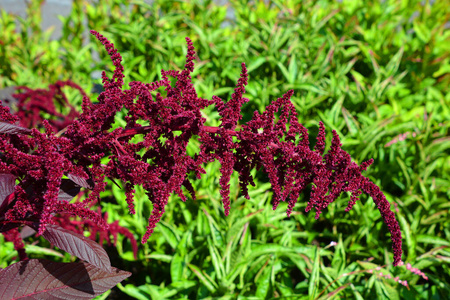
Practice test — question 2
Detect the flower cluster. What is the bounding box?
[13,80,87,132]
[0,30,402,265]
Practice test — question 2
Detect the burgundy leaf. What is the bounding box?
[0,173,15,206]
[0,259,131,300]
[0,174,15,217]
[68,173,94,189]
[38,224,112,272]
[20,225,36,239]
[0,121,32,135]
[58,178,82,201]
[0,222,21,233]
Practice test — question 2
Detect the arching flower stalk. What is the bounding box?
[0,30,402,266]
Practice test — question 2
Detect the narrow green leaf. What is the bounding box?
[247,57,267,73]
[207,237,225,280]
[416,235,450,246]
[158,221,180,249]
[308,246,320,299]
[255,266,271,298]
[187,264,218,293]
[399,213,415,261]
[288,54,298,84]
[413,20,431,43]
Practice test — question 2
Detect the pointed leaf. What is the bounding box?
[20,225,36,239]
[0,221,20,233]
[68,173,94,189]
[39,224,112,272]
[413,20,431,43]
[247,57,266,73]
[308,246,320,298]
[0,122,32,135]
[0,259,131,300]
[288,54,297,84]
[0,173,15,205]
[416,234,450,246]
[187,263,218,293]
[58,178,82,201]
[255,266,271,298]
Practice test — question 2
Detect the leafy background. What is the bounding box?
[0,0,449,299]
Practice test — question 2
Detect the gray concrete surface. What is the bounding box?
[0,0,235,40]
[0,0,72,40]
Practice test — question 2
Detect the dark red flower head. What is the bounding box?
[0,31,402,266]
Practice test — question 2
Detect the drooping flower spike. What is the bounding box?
[0,30,402,266]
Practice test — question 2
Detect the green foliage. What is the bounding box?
[0,0,448,299]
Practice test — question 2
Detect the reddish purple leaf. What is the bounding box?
[39,224,112,272]
[0,121,32,135]
[0,174,15,217]
[0,173,15,206]
[20,225,36,239]
[0,259,131,300]
[58,178,82,201]
[68,173,94,189]
[0,222,21,233]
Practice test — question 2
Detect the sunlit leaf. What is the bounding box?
[39,224,112,272]
[0,259,130,300]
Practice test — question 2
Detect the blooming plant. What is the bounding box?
[0,31,402,299]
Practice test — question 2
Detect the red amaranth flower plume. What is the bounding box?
[13,80,88,132]
[0,30,403,266]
